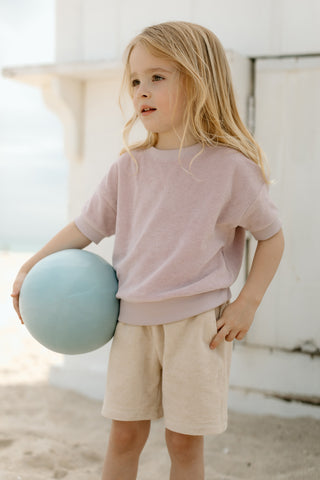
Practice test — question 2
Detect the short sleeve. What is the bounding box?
[239,183,282,240]
[74,162,118,244]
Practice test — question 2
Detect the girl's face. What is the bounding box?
[129,43,194,149]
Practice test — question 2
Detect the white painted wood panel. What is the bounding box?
[248,56,320,353]
[55,0,320,61]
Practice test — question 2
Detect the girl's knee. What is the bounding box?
[109,420,151,455]
[165,429,204,460]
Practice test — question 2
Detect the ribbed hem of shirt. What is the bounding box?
[118,289,231,326]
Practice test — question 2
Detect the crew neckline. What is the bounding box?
[150,143,203,156]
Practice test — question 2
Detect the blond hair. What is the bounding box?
[120,21,269,182]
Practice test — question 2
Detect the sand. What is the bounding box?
[1,251,320,480]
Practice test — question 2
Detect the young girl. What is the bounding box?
[12,21,284,480]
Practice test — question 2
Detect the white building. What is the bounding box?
[3,0,320,418]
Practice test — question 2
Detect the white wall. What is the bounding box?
[251,56,320,353]
[55,0,320,62]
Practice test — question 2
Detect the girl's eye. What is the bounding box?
[153,75,164,82]
[131,75,164,87]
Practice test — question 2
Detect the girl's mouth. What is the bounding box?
[141,107,157,116]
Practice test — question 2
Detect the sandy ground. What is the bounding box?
[1,251,320,480]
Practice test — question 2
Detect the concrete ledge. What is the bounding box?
[228,388,320,419]
[49,342,111,401]
[230,343,320,400]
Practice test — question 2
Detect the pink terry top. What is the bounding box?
[74,143,282,325]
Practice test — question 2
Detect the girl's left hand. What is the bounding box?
[209,298,257,349]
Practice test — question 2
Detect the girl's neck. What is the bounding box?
[155,132,198,150]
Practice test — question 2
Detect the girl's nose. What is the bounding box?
[140,90,151,98]
[137,83,151,98]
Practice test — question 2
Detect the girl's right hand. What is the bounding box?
[10,222,91,325]
[11,270,28,324]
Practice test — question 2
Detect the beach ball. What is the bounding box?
[19,249,119,354]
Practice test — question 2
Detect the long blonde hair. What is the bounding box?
[120,21,269,182]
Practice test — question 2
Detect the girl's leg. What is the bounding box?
[101,419,151,480]
[165,428,205,480]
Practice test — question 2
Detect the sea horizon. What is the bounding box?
[0,141,68,252]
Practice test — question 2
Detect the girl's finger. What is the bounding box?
[236,331,246,340]
[12,295,23,323]
[210,327,229,349]
[225,331,237,342]
[216,318,226,330]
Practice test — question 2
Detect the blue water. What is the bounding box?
[0,146,68,252]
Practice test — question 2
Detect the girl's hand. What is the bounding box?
[11,270,28,324]
[9,221,92,326]
[209,230,284,350]
[209,297,257,349]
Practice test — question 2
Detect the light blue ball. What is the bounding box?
[20,249,119,354]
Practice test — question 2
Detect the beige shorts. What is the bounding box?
[101,303,232,436]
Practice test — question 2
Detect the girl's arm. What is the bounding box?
[11,221,91,323]
[210,228,285,349]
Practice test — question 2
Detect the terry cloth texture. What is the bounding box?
[101,303,232,436]
[75,143,282,325]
